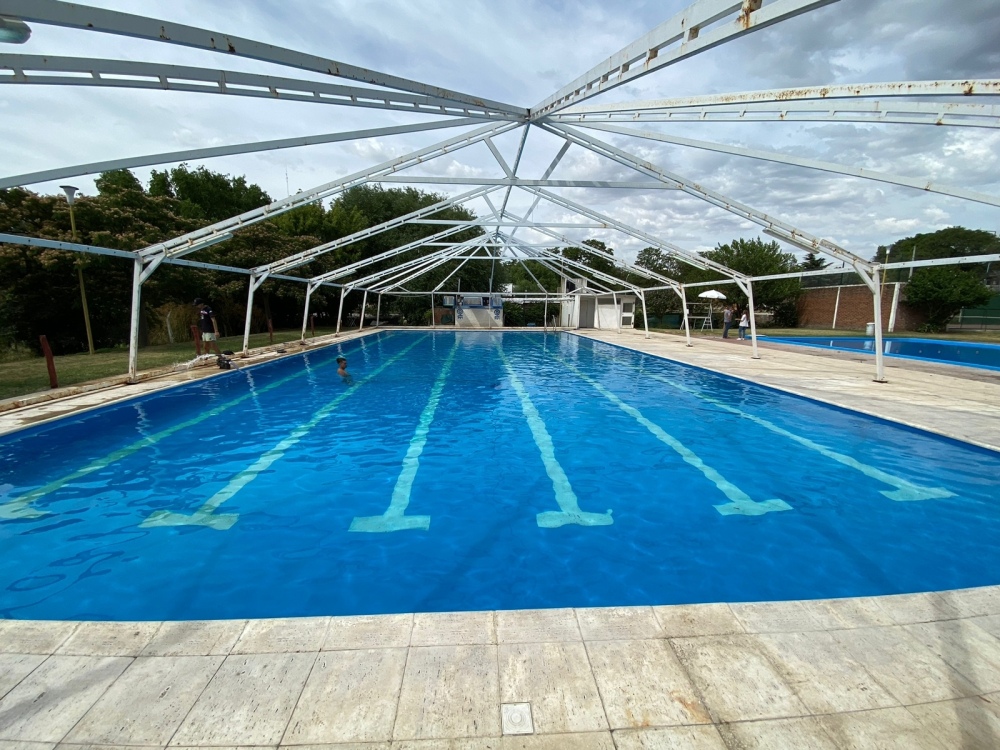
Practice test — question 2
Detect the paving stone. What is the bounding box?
[717,717,838,749]
[970,614,1000,640]
[800,597,896,630]
[670,635,807,723]
[757,631,898,714]
[728,601,826,633]
[907,694,1000,750]
[496,609,580,644]
[611,725,727,749]
[56,622,159,657]
[392,740,500,749]
[410,612,495,646]
[905,619,1000,693]
[873,592,963,625]
[0,742,56,750]
[586,639,709,729]
[819,706,949,749]
[324,614,412,650]
[499,642,606,734]
[283,648,407,744]
[231,617,329,653]
[63,655,223,745]
[0,655,46,700]
[141,620,246,656]
[0,622,77,655]
[575,608,663,641]
[392,645,500,740]
[833,625,980,704]
[651,604,742,639]
[501,731,615,749]
[169,652,316,746]
[938,586,1000,618]
[0,655,130,742]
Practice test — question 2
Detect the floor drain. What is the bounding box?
[501,702,534,735]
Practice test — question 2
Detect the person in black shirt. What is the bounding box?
[193,298,222,356]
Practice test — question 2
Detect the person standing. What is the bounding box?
[722,305,734,338]
[738,310,750,340]
[194,298,222,356]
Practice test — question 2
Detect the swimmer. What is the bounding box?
[337,356,353,384]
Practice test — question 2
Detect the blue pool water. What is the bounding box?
[765,335,1000,371]
[2,330,1000,621]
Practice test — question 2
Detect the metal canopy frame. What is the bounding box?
[1,0,997,385]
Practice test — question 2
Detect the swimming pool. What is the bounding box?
[765,335,1000,371]
[2,330,999,620]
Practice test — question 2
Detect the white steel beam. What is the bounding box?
[0,54,514,119]
[550,100,1000,129]
[375,176,678,189]
[263,185,500,273]
[502,235,640,293]
[1,0,527,117]
[0,119,489,190]
[138,119,519,260]
[408,219,606,229]
[531,0,839,118]
[575,122,1000,208]
[558,80,1000,115]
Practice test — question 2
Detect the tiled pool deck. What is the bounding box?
[2,328,1000,749]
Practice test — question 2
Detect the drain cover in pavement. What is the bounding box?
[501,702,534,735]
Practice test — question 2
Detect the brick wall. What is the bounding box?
[796,284,926,331]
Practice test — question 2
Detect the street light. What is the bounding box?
[0,16,31,44]
[61,185,95,355]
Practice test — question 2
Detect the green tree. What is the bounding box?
[904,266,992,330]
[799,251,830,271]
[702,238,801,325]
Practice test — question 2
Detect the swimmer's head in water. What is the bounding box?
[336,357,347,366]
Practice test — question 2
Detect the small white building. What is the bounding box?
[557,278,636,329]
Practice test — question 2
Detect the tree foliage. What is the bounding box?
[904,266,993,330]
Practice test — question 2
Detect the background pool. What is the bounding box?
[2,330,999,620]
[765,335,1000,371]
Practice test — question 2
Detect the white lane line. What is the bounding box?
[640,367,954,502]
[550,347,791,517]
[350,342,459,532]
[497,345,613,528]
[141,335,428,531]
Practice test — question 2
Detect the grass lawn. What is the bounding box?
[0,328,340,402]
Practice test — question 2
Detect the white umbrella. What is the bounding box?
[697,290,727,323]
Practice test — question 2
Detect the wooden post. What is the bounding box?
[190,325,202,356]
[267,318,274,344]
[39,335,58,388]
[310,313,317,338]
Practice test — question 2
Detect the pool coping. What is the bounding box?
[3,327,1000,747]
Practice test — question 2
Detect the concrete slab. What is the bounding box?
[56,621,159,656]
[905,619,1000,693]
[756,631,898,714]
[939,586,1000,619]
[907,694,1000,750]
[819,706,950,749]
[231,617,329,654]
[410,612,496,647]
[63,655,223,745]
[611,725,727,750]
[0,655,130,742]
[0,655,46,700]
[873,592,963,625]
[729,601,827,634]
[169,652,316,746]
[499,642,606,734]
[670,635,807,723]
[496,609,581,644]
[393,645,500,741]
[500,732,615,749]
[799,596,896,630]
[142,620,247,656]
[575,608,663,641]
[324,614,412,651]
[0,621,77,654]
[716,717,838,749]
[586,639,710,729]
[651,604,743,639]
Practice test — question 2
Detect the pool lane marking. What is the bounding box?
[350,342,459,532]
[538,343,790,517]
[625,359,954,502]
[141,335,429,531]
[0,337,390,522]
[497,345,613,529]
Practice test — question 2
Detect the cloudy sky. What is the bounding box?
[2,0,999,263]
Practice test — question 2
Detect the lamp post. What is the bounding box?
[61,185,95,355]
